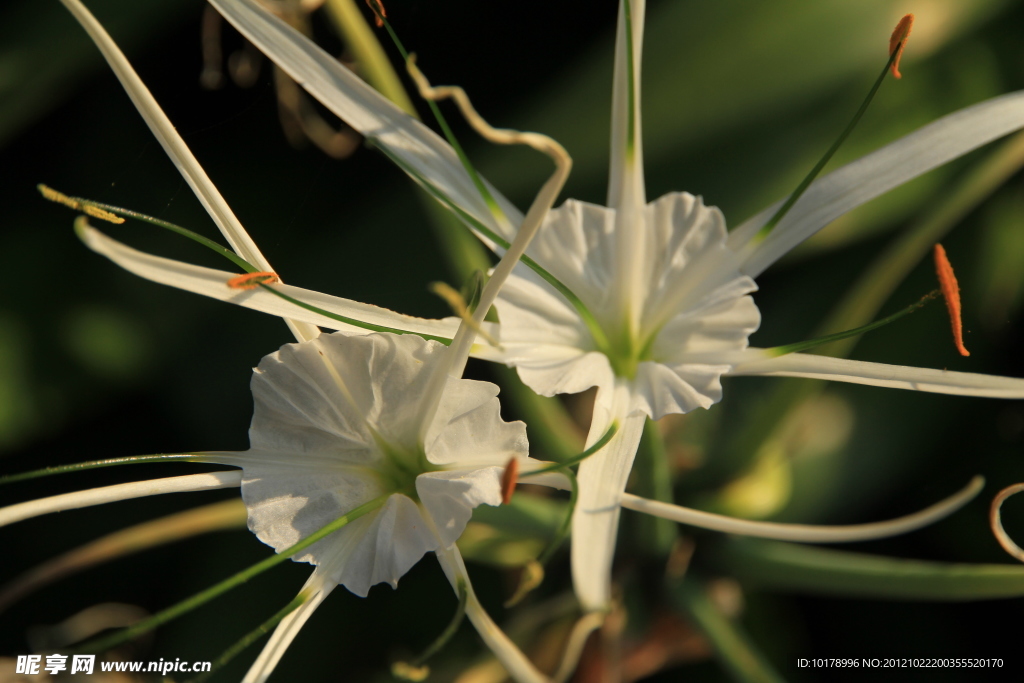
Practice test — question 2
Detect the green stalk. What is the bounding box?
[631,419,677,557]
[72,495,388,654]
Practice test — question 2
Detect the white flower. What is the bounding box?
[233,331,525,597]
[54,0,1024,618]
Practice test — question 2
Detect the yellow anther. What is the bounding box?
[888,14,914,79]
[38,184,124,224]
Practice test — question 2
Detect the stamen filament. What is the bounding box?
[765,289,940,356]
[186,592,309,683]
[51,190,256,273]
[0,454,206,486]
[255,282,452,345]
[71,495,389,654]
[393,579,468,678]
[430,281,500,347]
[755,34,906,241]
[619,476,983,543]
[365,3,510,230]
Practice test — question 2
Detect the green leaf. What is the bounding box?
[719,539,1024,600]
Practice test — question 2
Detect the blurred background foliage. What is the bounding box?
[2,0,1024,681]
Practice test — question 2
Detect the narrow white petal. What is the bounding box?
[0,472,242,528]
[434,544,547,683]
[209,0,522,241]
[242,573,334,683]
[731,90,1024,277]
[78,222,464,340]
[620,476,983,543]
[729,351,1024,397]
[607,0,647,210]
[607,0,648,329]
[58,0,317,343]
[572,386,647,612]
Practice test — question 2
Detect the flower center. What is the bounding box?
[369,430,438,501]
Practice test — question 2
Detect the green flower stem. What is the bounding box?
[187,592,308,683]
[755,41,902,241]
[71,495,388,654]
[670,577,786,683]
[408,579,468,667]
[631,419,677,557]
[0,454,206,485]
[719,539,1024,600]
[526,422,619,476]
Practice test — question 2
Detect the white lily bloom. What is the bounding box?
[200,0,1024,612]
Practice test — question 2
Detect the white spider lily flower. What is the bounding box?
[210,331,550,683]
[202,0,1024,612]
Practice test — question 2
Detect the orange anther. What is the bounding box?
[227,271,279,290]
[888,14,914,79]
[933,244,969,357]
[500,457,519,505]
[365,0,387,27]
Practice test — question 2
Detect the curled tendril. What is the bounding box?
[989,483,1024,563]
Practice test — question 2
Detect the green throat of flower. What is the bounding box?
[601,322,657,380]
[370,431,439,501]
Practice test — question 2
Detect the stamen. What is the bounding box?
[365,0,387,28]
[989,483,1024,563]
[430,281,500,347]
[500,456,519,505]
[766,289,940,356]
[227,271,280,290]
[933,243,970,356]
[754,17,906,241]
[888,14,914,80]
[38,184,125,224]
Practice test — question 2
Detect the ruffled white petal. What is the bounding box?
[209,0,522,242]
[417,468,503,549]
[78,222,465,341]
[242,572,335,683]
[60,0,317,343]
[425,383,528,468]
[241,332,531,596]
[571,384,647,612]
[732,90,1024,278]
[729,351,1024,397]
[0,472,242,528]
